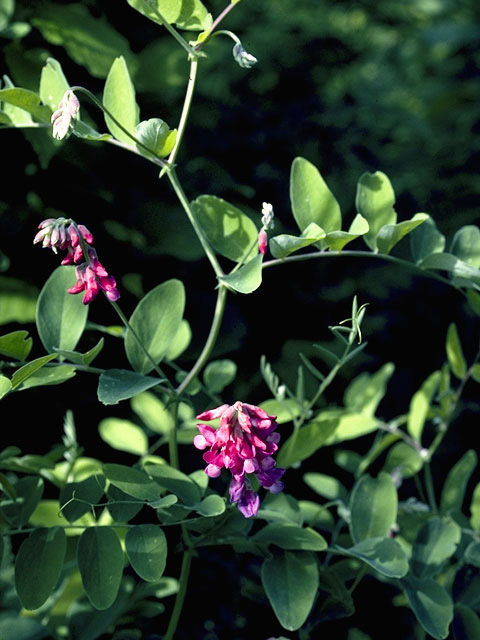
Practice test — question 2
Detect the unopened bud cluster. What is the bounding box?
[51,90,80,140]
[34,217,119,305]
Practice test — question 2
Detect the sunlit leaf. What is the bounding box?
[411,516,461,578]
[440,450,477,515]
[219,254,263,294]
[376,213,428,255]
[36,266,89,354]
[356,171,397,251]
[446,323,467,379]
[290,157,341,234]
[125,279,185,374]
[99,418,148,455]
[192,195,258,263]
[337,537,408,578]
[98,369,162,405]
[254,522,327,551]
[103,56,139,144]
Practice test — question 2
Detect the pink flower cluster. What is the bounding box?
[34,218,119,305]
[194,402,285,518]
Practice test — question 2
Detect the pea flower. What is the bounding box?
[194,401,285,518]
[51,89,80,140]
[258,202,274,255]
[34,217,119,305]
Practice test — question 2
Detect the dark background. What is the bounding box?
[1,0,480,638]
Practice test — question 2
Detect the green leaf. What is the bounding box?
[15,527,67,610]
[337,537,408,578]
[0,0,14,31]
[440,450,477,515]
[290,157,341,234]
[98,418,148,455]
[125,524,167,582]
[144,462,201,505]
[130,391,173,435]
[403,577,453,640]
[72,119,112,141]
[0,330,32,361]
[54,337,104,366]
[446,323,467,379]
[470,482,480,530]
[39,57,69,112]
[36,266,89,354]
[344,362,395,416]
[0,276,38,325]
[349,472,397,543]
[98,369,161,405]
[269,222,326,259]
[125,279,185,374]
[1,476,44,527]
[1,76,33,126]
[77,527,124,610]
[257,492,303,525]
[450,226,480,269]
[103,56,139,144]
[203,359,237,393]
[135,118,177,159]
[303,473,347,501]
[194,494,226,517]
[407,369,441,443]
[0,375,11,399]
[0,618,50,640]
[32,4,136,78]
[254,522,327,551]
[452,604,480,640]
[411,516,461,578]
[355,171,397,251]
[126,0,211,31]
[410,214,446,264]
[60,475,106,523]
[277,418,339,468]
[164,319,191,361]
[323,410,380,444]
[106,485,143,523]
[420,252,480,287]
[103,463,161,501]
[0,87,51,122]
[464,541,480,568]
[219,254,264,294]
[322,214,369,251]
[10,354,57,389]
[192,195,258,263]
[16,364,76,390]
[261,550,319,631]
[376,213,428,255]
[383,442,424,478]
[259,398,302,424]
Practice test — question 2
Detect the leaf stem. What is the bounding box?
[164,547,193,640]
[142,2,199,58]
[262,250,462,292]
[166,168,225,278]
[109,300,173,389]
[165,57,199,169]
[175,284,228,396]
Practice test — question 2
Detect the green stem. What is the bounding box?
[195,1,240,50]
[176,284,228,396]
[169,399,179,470]
[262,250,460,292]
[165,57,199,169]
[109,300,173,389]
[167,168,225,278]
[164,547,193,640]
[424,462,438,512]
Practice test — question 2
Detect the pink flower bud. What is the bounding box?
[258,229,268,255]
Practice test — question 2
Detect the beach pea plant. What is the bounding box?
[1,1,480,639]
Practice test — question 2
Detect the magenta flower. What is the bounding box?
[68,249,120,304]
[34,217,119,305]
[194,401,285,518]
